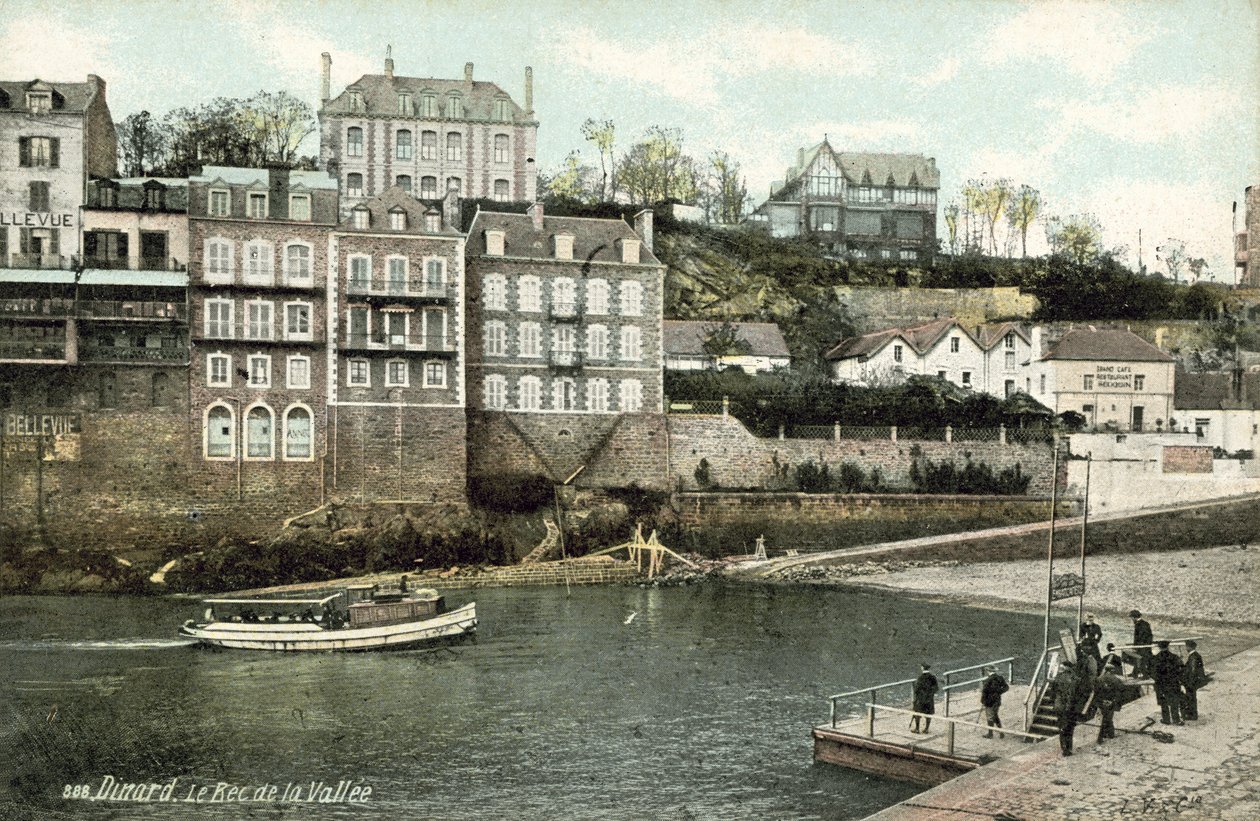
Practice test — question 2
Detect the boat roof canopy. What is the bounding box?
[202,595,342,606]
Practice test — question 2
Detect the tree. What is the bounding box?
[1045,213,1103,264]
[244,90,317,167]
[580,118,616,201]
[1006,185,1042,258]
[978,177,1014,256]
[1157,238,1187,282]
[616,126,699,205]
[540,151,598,203]
[701,320,753,363]
[960,179,987,252]
[116,111,169,177]
[705,151,748,224]
[154,91,315,177]
[944,201,960,255]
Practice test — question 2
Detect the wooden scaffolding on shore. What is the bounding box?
[587,525,698,579]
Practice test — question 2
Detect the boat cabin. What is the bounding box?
[348,588,446,627]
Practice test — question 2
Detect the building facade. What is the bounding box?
[1238,184,1259,288]
[1173,369,1260,452]
[319,53,537,217]
[749,138,939,264]
[0,74,116,267]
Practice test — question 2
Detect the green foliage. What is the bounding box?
[700,320,753,358]
[469,473,555,513]
[909,458,1031,495]
[794,460,830,492]
[1058,411,1087,431]
[694,458,713,489]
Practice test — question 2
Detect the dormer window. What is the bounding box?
[26,92,52,113]
[419,93,437,118]
[209,188,230,216]
[554,234,574,261]
[247,191,268,219]
[289,194,312,221]
[447,94,463,119]
[424,211,440,233]
[484,229,505,256]
[348,91,364,113]
[397,93,412,116]
[98,181,118,208]
[619,238,641,264]
[352,206,370,230]
[493,98,510,121]
[389,208,406,231]
[143,182,166,211]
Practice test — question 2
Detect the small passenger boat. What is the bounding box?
[179,581,476,651]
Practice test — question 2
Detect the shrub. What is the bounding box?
[794,460,830,492]
[694,458,714,489]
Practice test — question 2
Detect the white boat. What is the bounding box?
[179,583,477,651]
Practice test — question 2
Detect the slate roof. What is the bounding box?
[339,186,459,234]
[322,73,526,122]
[1041,328,1174,363]
[774,140,941,198]
[87,178,189,212]
[191,166,338,190]
[0,78,98,113]
[1174,371,1260,410]
[663,321,790,358]
[976,322,1031,350]
[825,318,969,361]
[466,209,661,266]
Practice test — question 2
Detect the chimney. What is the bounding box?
[464,62,474,86]
[797,148,805,168]
[86,74,106,100]
[1232,366,1244,402]
[527,201,544,231]
[320,53,332,104]
[384,46,394,80]
[634,208,654,253]
[524,66,534,115]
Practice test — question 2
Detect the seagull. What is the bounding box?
[624,612,638,625]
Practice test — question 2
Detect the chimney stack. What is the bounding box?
[464,62,474,85]
[524,66,534,115]
[384,45,394,80]
[635,209,654,253]
[528,201,544,232]
[320,53,332,104]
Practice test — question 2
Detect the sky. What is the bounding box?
[2,0,1257,279]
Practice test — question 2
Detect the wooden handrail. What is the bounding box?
[862,703,1048,753]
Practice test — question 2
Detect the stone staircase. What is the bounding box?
[1028,687,1059,737]
[521,517,560,564]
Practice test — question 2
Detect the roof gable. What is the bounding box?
[466,209,660,266]
[323,73,526,121]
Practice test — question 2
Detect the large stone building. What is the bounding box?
[749,138,939,264]
[0,74,116,266]
[1237,184,1259,288]
[319,52,537,217]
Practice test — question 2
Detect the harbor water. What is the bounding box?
[0,584,1048,820]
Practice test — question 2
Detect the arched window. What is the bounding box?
[284,406,312,459]
[346,127,363,157]
[420,176,437,198]
[396,129,413,160]
[246,405,274,459]
[151,372,171,407]
[395,174,412,194]
[285,243,311,284]
[421,130,437,160]
[206,404,234,459]
[494,134,510,163]
[447,94,463,119]
[493,179,509,202]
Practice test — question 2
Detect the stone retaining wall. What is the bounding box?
[445,558,640,588]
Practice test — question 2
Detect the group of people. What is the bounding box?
[903,609,1209,758]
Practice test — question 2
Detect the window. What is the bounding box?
[1004,379,1015,398]
[1005,351,1016,371]
[519,277,541,312]
[494,134,510,163]
[424,361,446,388]
[1040,374,1047,394]
[619,281,643,317]
[205,239,232,281]
[386,312,409,346]
[620,326,642,361]
[390,210,407,231]
[285,303,311,341]
[588,378,609,412]
[961,371,972,387]
[554,325,575,354]
[289,194,311,221]
[899,249,917,261]
[1083,375,1094,391]
[349,256,371,291]
[208,353,231,387]
[285,244,311,285]
[19,136,59,168]
[1134,375,1145,391]
[519,322,541,357]
[425,259,445,291]
[447,94,463,119]
[519,376,541,410]
[151,372,172,408]
[483,274,506,310]
[287,356,310,389]
[29,181,50,212]
[586,325,608,360]
[205,299,233,338]
[397,93,412,116]
[246,406,274,459]
[347,127,363,157]
[284,406,312,459]
[484,320,506,356]
[26,92,52,113]
[395,174,412,194]
[446,176,462,195]
[553,278,576,316]
[348,359,370,386]
[484,374,507,409]
[424,211,440,233]
[206,405,234,459]
[420,94,436,117]
[348,307,368,343]
[346,173,363,197]
[620,379,643,412]
[893,344,903,363]
[248,354,271,388]
[586,279,608,315]
[554,378,577,411]
[420,176,437,198]
[938,370,947,379]
[1005,333,1016,349]
[244,241,273,285]
[387,258,408,294]
[386,359,409,387]
[493,179,510,202]
[98,184,117,207]
[209,189,229,216]
[880,249,892,259]
[352,206,369,229]
[949,337,960,353]
[348,91,364,112]
[421,130,436,159]
[446,132,462,161]
[396,129,413,160]
[247,192,268,219]
[245,301,273,340]
[493,99,510,121]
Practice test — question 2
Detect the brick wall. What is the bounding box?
[836,286,1037,333]
[675,492,1062,527]
[1162,445,1213,473]
[330,404,466,502]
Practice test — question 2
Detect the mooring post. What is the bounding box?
[721,395,729,418]
[890,425,897,442]
[830,698,837,728]
[946,721,955,754]
[866,705,874,737]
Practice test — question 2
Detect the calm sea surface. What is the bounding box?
[0,584,1046,820]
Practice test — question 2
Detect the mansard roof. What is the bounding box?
[336,186,459,234]
[323,73,527,122]
[663,320,790,358]
[467,208,660,266]
[191,166,338,190]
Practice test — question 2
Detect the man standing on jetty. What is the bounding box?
[910,664,939,734]
[1151,640,1186,725]
[1094,662,1125,743]
[1127,610,1154,678]
[1182,640,1208,720]
[980,666,1009,738]
[1051,659,1087,756]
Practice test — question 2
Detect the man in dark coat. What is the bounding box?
[910,664,939,734]
[1101,642,1123,673]
[1094,662,1126,743]
[1151,640,1185,725]
[1079,613,1103,648]
[1050,659,1088,756]
[1126,610,1153,678]
[980,666,1009,738]
[1182,640,1208,720]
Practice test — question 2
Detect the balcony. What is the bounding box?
[549,301,580,321]
[0,340,68,362]
[190,329,325,346]
[3,253,73,270]
[83,256,187,272]
[78,344,189,364]
[0,298,75,317]
[189,263,317,290]
[345,278,452,303]
[77,300,188,322]
[548,349,584,370]
[342,333,457,356]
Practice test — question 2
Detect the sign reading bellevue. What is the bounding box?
[1051,572,1085,600]
[4,412,82,436]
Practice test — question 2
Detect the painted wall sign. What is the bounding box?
[1094,365,1133,390]
[0,212,75,227]
[4,412,81,436]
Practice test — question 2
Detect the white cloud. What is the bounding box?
[0,14,117,81]
[1054,84,1243,144]
[806,119,924,148]
[916,57,961,88]
[982,2,1157,81]
[564,25,722,104]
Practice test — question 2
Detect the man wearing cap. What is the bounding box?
[910,664,939,734]
[1050,658,1088,756]
[1101,642,1123,673]
[1094,661,1126,742]
[1079,613,1103,648]
[1151,640,1185,725]
[1126,610,1153,678]
[1182,640,1208,720]
[980,666,1009,738]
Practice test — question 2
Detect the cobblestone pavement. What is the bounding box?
[866,642,1260,820]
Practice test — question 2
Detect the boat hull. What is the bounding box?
[179,602,477,651]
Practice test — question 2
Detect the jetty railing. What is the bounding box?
[828,655,1018,729]
[861,704,1046,755]
[941,657,1015,717]
[828,677,919,729]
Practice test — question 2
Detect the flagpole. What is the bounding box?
[1044,437,1060,657]
[1076,454,1091,631]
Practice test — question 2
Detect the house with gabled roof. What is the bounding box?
[749,137,939,264]
[662,320,790,373]
[319,51,537,218]
[1173,369,1260,451]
